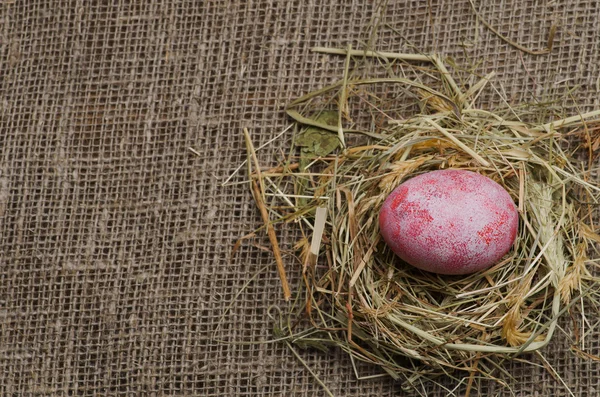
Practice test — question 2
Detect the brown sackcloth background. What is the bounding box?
[1,1,600,396]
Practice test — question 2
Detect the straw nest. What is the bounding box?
[240,47,600,391]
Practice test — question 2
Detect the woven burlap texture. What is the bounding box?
[1,1,599,396]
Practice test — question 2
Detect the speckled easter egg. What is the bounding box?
[379,169,518,275]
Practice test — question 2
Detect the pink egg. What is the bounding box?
[379,169,518,275]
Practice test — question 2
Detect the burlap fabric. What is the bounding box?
[1,1,599,395]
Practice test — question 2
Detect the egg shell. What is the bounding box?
[379,169,518,275]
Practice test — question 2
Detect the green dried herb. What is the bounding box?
[294,110,340,206]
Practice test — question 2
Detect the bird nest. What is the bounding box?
[237,47,600,393]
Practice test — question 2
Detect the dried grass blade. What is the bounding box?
[244,129,292,301]
[311,46,434,62]
[424,119,491,166]
[349,236,380,287]
[468,0,552,55]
